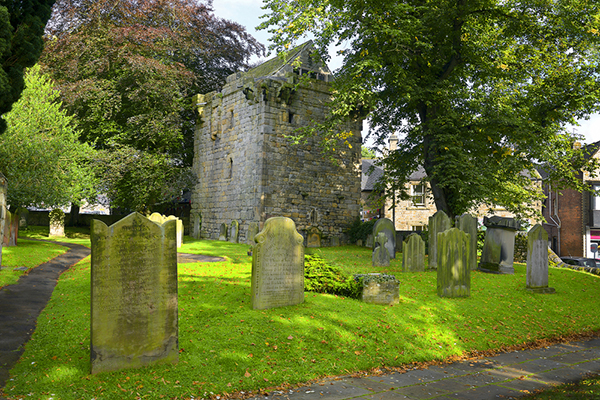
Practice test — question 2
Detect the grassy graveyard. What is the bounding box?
[1,235,600,399]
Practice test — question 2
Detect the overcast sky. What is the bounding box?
[211,0,600,145]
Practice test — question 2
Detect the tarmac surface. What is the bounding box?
[0,243,599,400]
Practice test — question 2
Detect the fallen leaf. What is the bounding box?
[244,371,251,378]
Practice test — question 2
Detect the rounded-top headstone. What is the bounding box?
[428,210,452,270]
[373,218,396,259]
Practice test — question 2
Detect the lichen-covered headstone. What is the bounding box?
[372,232,391,267]
[456,213,478,270]
[3,210,11,247]
[219,223,227,241]
[149,212,164,224]
[402,233,425,272]
[247,222,259,245]
[366,234,374,248]
[7,211,18,246]
[428,210,452,270]
[437,228,470,298]
[229,220,240,243]
[165,215,184,248]
[90,212,178,374]
[191,211,201,239]
[373,218,396,259]
[330,236,340,247]
[479,216,519,274]
[526,224,555,294]
[16,207,29,228]
[306,226,321,248]
[360,274,399,305]
[251,217,304,310]
[49,209,65,238]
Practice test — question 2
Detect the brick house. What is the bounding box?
[542,141,600,258]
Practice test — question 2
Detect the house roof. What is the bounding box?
[361,159,383,191]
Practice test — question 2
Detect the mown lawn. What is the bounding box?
[1,238,600,400]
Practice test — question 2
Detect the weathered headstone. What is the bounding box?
[7,211,18,246]
[360,274,399,305]
[526,224,555,294]
[456,213,478,270]
[366,234,374,248]
[229,220,240,243]
[251,217,304,310]
[165,215,184,248]
[373,218,396,259]
[402,233,425,272]
[330,236,340,247]
[479,216,519,274]
[306,226,321,248]
[90,212,178,374]
[437,228,470,298]
[372,232,391,267]
[16,207,29,228]
[49,209,65,238]
[218,222,227,241]
[3,210,11,247]
[148,212,164,224]
[428,210,452,270]
[191,211,201,239]
[247,222,259,245]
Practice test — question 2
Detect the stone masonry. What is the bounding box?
[191,41,363,244]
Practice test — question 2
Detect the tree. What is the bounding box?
[41,0,264,212]
[361,146,376,159]
[0,0,56,133]
[260,0,600,220]
[0,64,96,210]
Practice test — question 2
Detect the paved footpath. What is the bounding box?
[0,242,90,391]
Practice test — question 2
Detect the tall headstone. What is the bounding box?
[437,228,470,298]
[428,210,452,270]
[247,222,259,245]
[3,210,11,247]
[148,212,164,224]
[479,216,519,274]
[7,212,18,246]
[218,223,227,241]
[191,211,201,239]
[90,212,178,374]
[526,224,555,294]
[49,209,65,238]
[456,213,478,270]
[16,207,29,228]
[330,236,340,247]
[373,218,396,259]
[229,220,240,243]
[402,233,425,272]
[372,232,391,267]
[251,217,304,310]
[306,226,321,248]
[365,234,374,249]
[165,215,184,248]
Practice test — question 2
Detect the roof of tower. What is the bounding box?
[245,40,333,82]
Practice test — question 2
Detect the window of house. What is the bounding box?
[593,184,600,210]
[412,183,425,206]
[411,225,425,232]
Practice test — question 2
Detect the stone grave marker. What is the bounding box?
[402,233,425,272]
[306,226,321,248]
[372,232,391,267]
[165,215,184,248]
[7,211,18,246]
[16,207,29,228]
[219,223,228,241]
[360,274,399,305]
[0,173,6,267]
[366,234,374,248]
[330,236,340,247]
[229,220,240,243]
[90,212,178,374]
[251,217,304,310]
[428,210,452,270]
[456,213,478,270]
[2,210,10,247]
[148,212,164,224]
[191,211,201,239]
[247,222,259,245]
[526,224,555,294]
[437,228,470,298]
[479,216,519,274]
[373,218,396,259]
[49,209,65,238]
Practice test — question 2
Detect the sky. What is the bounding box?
[211,0,600,145]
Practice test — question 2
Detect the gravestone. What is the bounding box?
[191,211,201,239]
[229,220,239,243]
[361,274,399,305]
[526,224,555,294]
[330,236,340,247]
[251,217,304,310]
[247,222,259,245]
[0,174,6,267]
[7,211,18,246]
[165,215,184,248]
[306,226,321,248]
[428,210,452,270]
[16,207,29,228]
[218,223,227,241]
[373,218,396,259]
[479,216,519,274]
[402,233,425,272]
[148,212,164,224]
[372,232,391,267]
[456,213,478,270]
[2,210,11,247]
[366,234,374,248]
[90,212,178,374]
[437,228,470,298]
[49,209,65,238]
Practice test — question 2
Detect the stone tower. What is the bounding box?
[190,41,363,245]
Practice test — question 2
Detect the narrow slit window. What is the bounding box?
[288,112,295,124]
[229,158,233,179]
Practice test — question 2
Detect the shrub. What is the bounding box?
[304,254,362,298]
[346,218,376,244]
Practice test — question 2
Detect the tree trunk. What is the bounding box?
[68,203,80,227]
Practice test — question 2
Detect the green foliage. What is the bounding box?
[260,0,600,220]
[514,233,528,263]
[304,254,361,298]
[0,0,55,133]
[361,146,376,159]
[346,217,376,244]
[0,65,97,209]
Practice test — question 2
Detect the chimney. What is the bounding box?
[389,134,399,151]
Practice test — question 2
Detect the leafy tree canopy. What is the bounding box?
[0,64,96,209]
[0,0,55,133]
[260,0,600,220]
[41,0,264,212]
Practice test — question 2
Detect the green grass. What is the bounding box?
[2,239,600,400]
[19,225,92,246]
[0,239,68,288]
[524,373,600,399]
